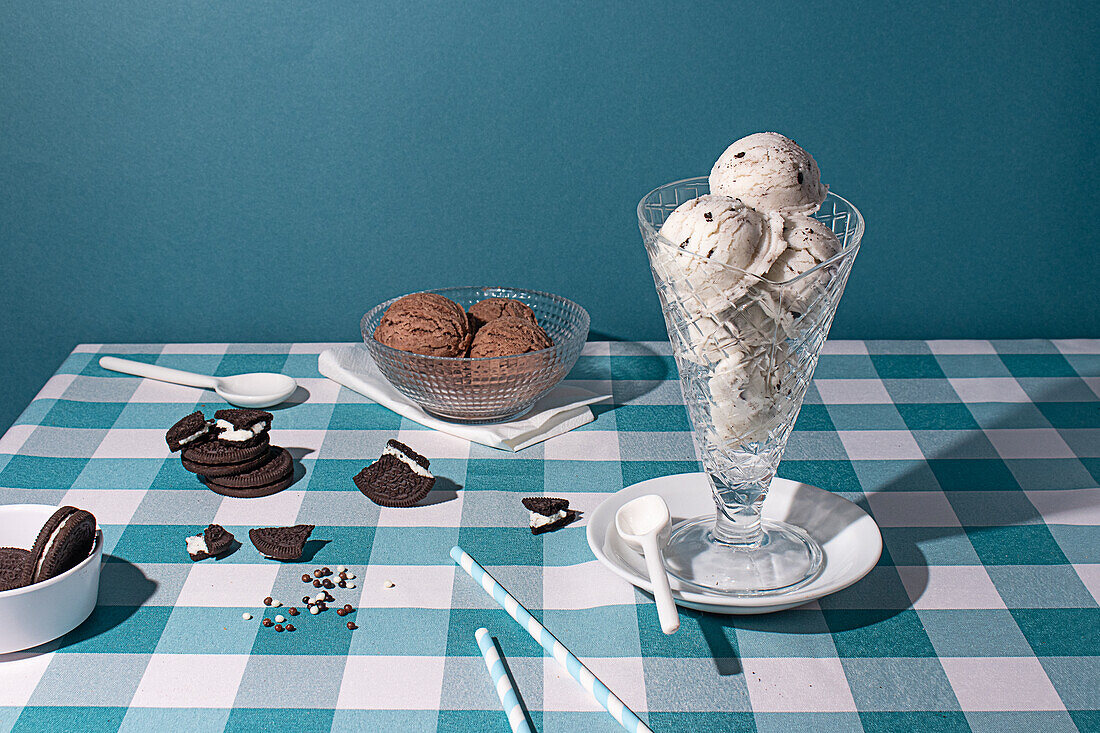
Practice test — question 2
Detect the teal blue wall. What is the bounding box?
[2,1,1097,430]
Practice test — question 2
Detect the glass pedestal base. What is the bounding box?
[662,516,823,597]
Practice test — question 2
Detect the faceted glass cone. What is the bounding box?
[638,178,864,595]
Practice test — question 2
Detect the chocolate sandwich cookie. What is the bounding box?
[353,439,435,508]
[202,447,295,498]
[0,547,31,591]
[166,411,213,452]
[181,433,272,477]
[249,524,314,560]
[522,497,578,535]
[186,524,236,560]
[212,408,273,448]
[24,506,97,585]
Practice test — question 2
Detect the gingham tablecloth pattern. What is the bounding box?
[0,340,1097,733]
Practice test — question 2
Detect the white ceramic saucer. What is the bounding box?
[587,473,881,614]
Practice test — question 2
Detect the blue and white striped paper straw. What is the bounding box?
[451,545,652,733]
[475,628,533,733]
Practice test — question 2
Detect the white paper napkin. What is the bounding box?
[317,344,609,452]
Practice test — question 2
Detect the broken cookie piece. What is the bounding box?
[186,524,235,561]
[353,440,436,507]
[522,497,578,535]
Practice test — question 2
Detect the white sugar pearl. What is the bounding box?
[242,613,253,620]
[309,605,320,615]
[345,573,356,580]
[275,615,286,624]
[337,566,347,573]
[383,581,395,589]
[271,599,282,607]
[314,593,325,603]
[345,583,356,589]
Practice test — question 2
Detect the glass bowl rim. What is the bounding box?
[362,285,590,363]
[637,177,865,286]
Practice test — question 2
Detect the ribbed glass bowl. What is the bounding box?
[361,286,589,423]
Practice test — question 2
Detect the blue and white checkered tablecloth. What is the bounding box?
[0,340,1097,733]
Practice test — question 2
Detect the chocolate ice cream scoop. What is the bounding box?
[374,292,472,357]
[468,297,538,331]
[469,316,552,358]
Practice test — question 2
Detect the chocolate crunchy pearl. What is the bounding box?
[322,579,334,589]
[262,618,273,627]
[313,579,322,588]
[302,596,312,604]
[263,597,273,606]
[285,624,295,632]
[302,574,311,582]
[324,592,335,602]
[316,602,327,611]
[347,622,358,630]
[337,608,347,616]
[337,580,347,588]
[288,607,299,616]
[343,604,353,612]
[338,571,348,580]
[313,569,323,578]
[321,567,331,575]
[274,624,284,632]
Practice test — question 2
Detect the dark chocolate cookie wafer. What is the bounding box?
[249,524,314,560]
[202,447,294,498]
[166,411,213,452]
[0,547,31,591]
[353,440,435,508]
[25,507,97,585]
[211,408,272,448]
[186,524,236,560]
[181,433,272,477]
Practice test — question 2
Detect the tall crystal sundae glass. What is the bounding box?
[638,178,863,595]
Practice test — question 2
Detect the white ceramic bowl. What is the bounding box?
[0,504,104,654]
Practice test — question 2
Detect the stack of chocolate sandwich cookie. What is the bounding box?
[167,409,294,497]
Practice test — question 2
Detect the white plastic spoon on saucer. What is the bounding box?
[615,494,680,634]
[98,356,297,408]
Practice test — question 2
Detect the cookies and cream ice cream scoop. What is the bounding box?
[709,132,827,214]
[765,212,842,313]
[655,194,785,315]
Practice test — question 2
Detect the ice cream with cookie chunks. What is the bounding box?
[709,132,827,215]
[373,292,473,357]
[765,212,842,313]
[652,194,785,317]
[655,132,839,447]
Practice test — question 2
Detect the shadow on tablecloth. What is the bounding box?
[0,555,157,660]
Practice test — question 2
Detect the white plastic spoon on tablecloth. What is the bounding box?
[98,356,296,408]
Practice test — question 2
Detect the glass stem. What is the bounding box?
[710,479,766,548]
